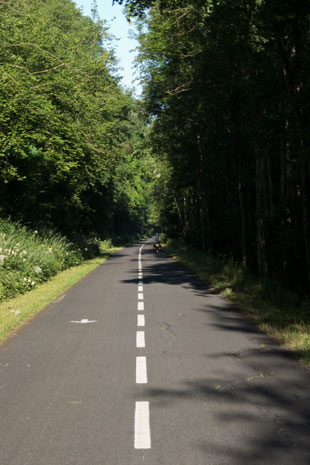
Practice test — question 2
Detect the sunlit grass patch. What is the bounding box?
[165,239,310,366]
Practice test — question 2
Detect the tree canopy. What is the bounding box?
[130,0,310,293]
[0,0,153,240]
[1,0,310,295]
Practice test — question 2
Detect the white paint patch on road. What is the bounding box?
[137,301,144,311]
[136,331,145,348]
[138,293,144,301]
[138,273,143,279]
[136,356,147,384]
[138,285,143,292]
[135,401,151,449]
[70,319,97,324]
[137,314,145,327]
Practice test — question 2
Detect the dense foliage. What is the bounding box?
[0,217,85,301]
[0,0,152,240]
[119,0,310,295]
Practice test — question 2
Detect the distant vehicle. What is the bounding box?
[153,243,162,254]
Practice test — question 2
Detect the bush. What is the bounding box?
[0,218,85,301]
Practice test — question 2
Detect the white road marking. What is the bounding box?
[137,301,144,311]
[137,314,145,327]
[135,402,151,449]
[136,331,145,348]
[139,280,143,286]
[136,356,148,384]
[138,285,143,292]
[138,273,143,279]
[70,319,97,324]
[138,293,144,300]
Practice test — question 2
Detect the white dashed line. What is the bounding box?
[136,331,145,348]
[135,402,151,449]
[137,314,145,327]
[136,356,148,384]
[134,244,151,450]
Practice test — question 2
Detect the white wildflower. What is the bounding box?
[34,266,42,274]
[31,281,35,286]
[48,248,52,253]
[0,254,6,264]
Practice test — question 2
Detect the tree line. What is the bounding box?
[0,0,153,241]
[1,0,310,295]
[116,0,310,295]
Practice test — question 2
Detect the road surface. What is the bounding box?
[1,241,309,464]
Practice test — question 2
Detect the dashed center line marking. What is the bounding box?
[136,356,148,384]
[137,301,144,311]
[137,314,145,327]
[136,331,145,348]
[135,401,151,449]
[138,293,144,300]
[138,285,143,292]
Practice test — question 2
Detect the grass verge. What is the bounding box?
[0,243,121,344]
[165,239,310,366]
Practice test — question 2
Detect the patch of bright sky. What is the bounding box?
[73,0,141,95]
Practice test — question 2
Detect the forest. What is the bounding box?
[1,0,310,296]
[118,0,310,296]
[0,0,153,242]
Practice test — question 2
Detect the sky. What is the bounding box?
[73,0,141,94]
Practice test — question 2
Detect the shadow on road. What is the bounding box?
[130,245,310,464]
[142,351,310,464]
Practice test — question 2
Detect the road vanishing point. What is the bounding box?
[1,241,310,465]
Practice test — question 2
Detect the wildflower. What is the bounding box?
[24,277,27,281]
[0,254,6,264]
[34,266,42,274]
[23,250,27,255]
[34,230,38,234]
[48,248,52,253]
[31,281,35,286]
[23,258,26,262]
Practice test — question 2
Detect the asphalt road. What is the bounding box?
[1,241,309,465]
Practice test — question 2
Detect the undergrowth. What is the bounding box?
[0,218,101,302]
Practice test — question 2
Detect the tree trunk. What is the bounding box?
[256,154,268,278]
[238,181,247,266]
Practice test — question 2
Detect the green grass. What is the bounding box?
[0,241,121,344]
[165,239,310,366]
